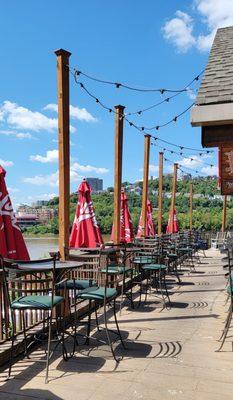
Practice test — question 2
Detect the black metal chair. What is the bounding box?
[217,246,233,351]
[1,256,68,383]
[75,249,125,362]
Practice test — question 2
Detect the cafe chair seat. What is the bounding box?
[101,265,131,275]
[142,264,167,271]
[11,295,64,310]
[58,279,97,290]
[77,286,117,302]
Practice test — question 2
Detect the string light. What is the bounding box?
[69,66,203,94]
[70,68,212,155]
[164,157,208,176]
[151,141,216,167]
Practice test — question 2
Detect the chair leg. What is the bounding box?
[22,311,29,359]
[216,308,233,352]
[94,301,100,331]
[7,310,16,380]
[113,299,125,349]
[85,300,92,345]
[103,298,119,363]
[145,272,149,303]
[45,311,53,384]
[163,272,171,308]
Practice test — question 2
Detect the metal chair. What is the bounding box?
[76,249,125,362]
[217,247,233,351]
[1,256,68,383]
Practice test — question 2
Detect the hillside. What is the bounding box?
[23,175,233,235]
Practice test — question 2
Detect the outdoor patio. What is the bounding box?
[0,247,231,400]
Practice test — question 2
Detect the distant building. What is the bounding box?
[16,212,38,227]
[86,178,103,192]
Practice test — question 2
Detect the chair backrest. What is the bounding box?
[1,256,57,310]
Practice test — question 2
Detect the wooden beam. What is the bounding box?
[222,195,227,233]
[170,163,178,232]
[157,152,163,236]
[141,135,151,237]
[113,105,125,244]
[189,182,193,231]
[55,49,71,260]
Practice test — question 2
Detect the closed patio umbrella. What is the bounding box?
[0,166,30,260]
[110,191,134,243]
[137,199,155,238]
[166,208,179,234]
[69,178,104,248]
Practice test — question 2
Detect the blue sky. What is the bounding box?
[0,0,231,207]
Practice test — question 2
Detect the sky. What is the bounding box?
[0,0,232,207]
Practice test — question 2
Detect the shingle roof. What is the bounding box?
[196,26,233,105]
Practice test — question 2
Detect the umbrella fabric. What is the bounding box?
[166,208,179,234]
[110,191,134,243]
[69,179,104,248]
[0,166,30,260]
[136,199,155,238]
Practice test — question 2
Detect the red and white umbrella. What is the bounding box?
[69,178,104,248]
[137,199,155,238]
[110,191,134,243]
[0,166,30,260]
[166,209,179,234]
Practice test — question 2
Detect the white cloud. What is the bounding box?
[163,11,196,53]
[140,164,159,175]
[23,169,82,187]
[8,187,19,193]
[0,129,33,139]
[27,193,58,202]
[162,0,233,53]
[0,159,14,167]
[44,103,96,122]
[201,165,218,175]
[179,154,203,169]
[71,162,109,174]
[0,101,76,133]
[187,88,197,100]
[30,149,58,163]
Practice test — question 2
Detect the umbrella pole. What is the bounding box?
[190,182,193,231]
[55,49,71,260]
[141,135,151,237]
[113,105,125,244]
[157,152,163,236]
[170,163,178,233]
[222,195,227,233]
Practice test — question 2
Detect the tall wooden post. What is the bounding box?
[113,105,125,244]
[170,163,178,232]
[141,135,151,237]
[158,152,163,236]
[189,182,193,231]
[55,49,71,260]
[222,195,227,233]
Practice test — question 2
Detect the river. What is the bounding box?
[24,235,110,259]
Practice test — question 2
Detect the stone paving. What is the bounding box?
[0,248,232,400]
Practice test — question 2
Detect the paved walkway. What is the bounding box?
[0,248,232,400]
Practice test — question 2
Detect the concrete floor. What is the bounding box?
[0,248,232,400]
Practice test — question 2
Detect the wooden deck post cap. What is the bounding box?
[114,105,125,110]
[54,49,72,57]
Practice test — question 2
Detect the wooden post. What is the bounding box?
[158,152,163,236]
[113,105,125,244]
[170,163,178,232]
[222,195,227,233]
[141,135,151,237]
[55,49,71,260]
[189,182,193,231]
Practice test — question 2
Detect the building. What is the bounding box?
[86,178,103,192]
[16,212,38,227]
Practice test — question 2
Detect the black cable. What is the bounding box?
[69,66,204,94]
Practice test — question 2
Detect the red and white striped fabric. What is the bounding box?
[69,178,104,248]
[0,166,30,260]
